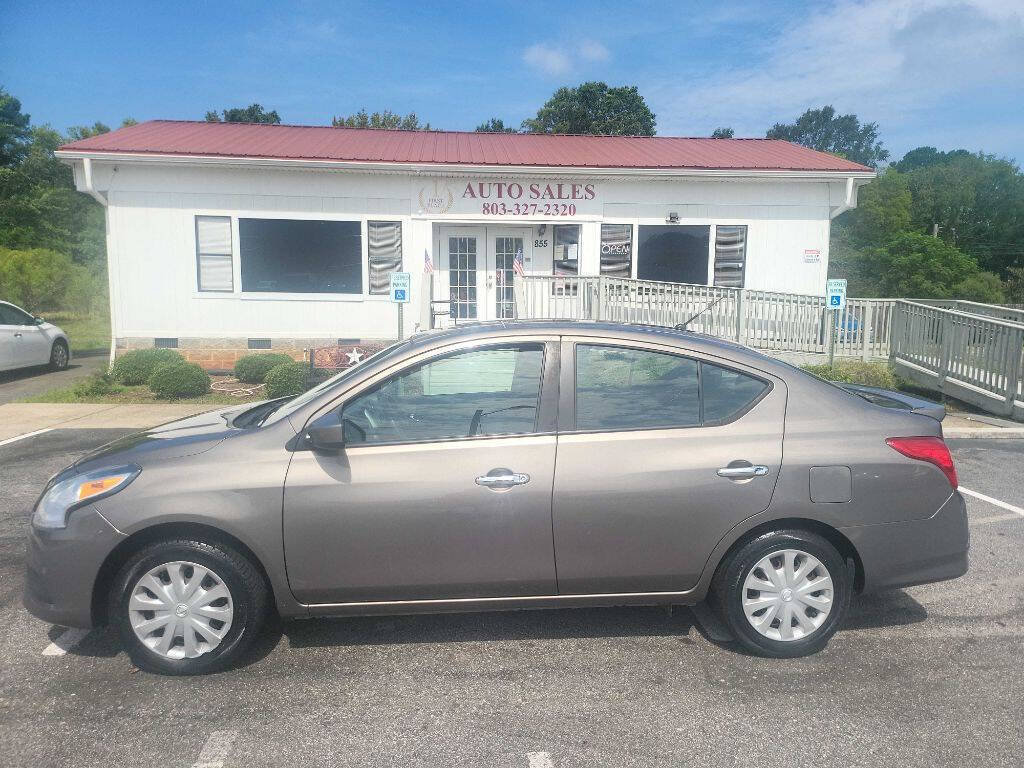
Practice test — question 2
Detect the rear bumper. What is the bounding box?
[23,508,124,628]
[841,491,969,592]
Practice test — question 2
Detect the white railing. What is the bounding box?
[514,276,895,360]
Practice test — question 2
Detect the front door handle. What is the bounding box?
[717,465,769,478]
[475,469,530,489]
[13,332,22,338]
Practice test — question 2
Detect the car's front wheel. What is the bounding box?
[110,539,268,675]
[711,529,851,658]
[49,339,69,370]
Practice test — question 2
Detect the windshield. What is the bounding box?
[268,339,414,422]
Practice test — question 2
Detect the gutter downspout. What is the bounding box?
[82,158,116,370]
[830,176,856,219]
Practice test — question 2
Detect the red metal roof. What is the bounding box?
[58,120,872,173]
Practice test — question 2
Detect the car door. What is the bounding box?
[552,339,786,595]
[0,305,19,371]
[3,304,49,366]
[283,338,560,604]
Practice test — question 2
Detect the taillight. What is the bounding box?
[886,436,958,489]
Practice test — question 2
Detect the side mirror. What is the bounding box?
[33,317,45,326]
[305,422,345,452]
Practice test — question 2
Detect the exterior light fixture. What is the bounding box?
[667,212,680,224]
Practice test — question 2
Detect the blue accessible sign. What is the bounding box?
[826,279,847,311]
[389,272,411,304]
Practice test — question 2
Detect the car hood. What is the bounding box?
[72,403,252,471]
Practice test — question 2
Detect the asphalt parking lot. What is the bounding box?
[1,429,1022,768]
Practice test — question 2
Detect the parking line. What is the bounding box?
[41,627,90,656]
[0,427,53,447]
[527,752,555,768]
[191,730,239,768]
[960,487,1024,517]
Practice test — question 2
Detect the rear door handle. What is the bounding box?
[475,470,530,489]
[13,332,22,338]
[717,465,769,478]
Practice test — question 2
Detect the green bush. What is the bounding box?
[70,372,120,398]
[147,361,211,399]
[264,362,310,398]
[233,353,294,384]
[803,361,898,390]
[111,348,185,385]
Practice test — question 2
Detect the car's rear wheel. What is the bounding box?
[711,529,851,658]
[110,539,268,675]
[49,340,68,370]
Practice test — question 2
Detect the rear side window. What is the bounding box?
[574,344,768,431]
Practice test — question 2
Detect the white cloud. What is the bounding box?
[523,39,611,76]
[648,0,1024,152]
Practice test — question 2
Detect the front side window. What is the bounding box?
[574,344,768,431]
[0,304,33,325]
[339,344,545,445]
[239,218,361,293]
[368,221,403,295]
[195,216,233,292]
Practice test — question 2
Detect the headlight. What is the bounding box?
[32,464,141,529]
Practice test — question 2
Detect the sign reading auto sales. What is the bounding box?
[416,178,599,218]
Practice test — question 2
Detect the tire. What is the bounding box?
[49,339,69,371]
[710,529,851,658]
[110,539,268,675]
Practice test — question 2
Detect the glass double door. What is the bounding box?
[440,227,531,322]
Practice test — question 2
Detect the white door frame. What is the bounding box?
[437,225,534,324]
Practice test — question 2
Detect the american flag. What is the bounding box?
[513,247,525,276]
[423,248,433,274]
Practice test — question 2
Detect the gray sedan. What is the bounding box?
[24,321,968,674]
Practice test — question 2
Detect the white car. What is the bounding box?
[0,301,71,372]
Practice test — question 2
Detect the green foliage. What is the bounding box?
[0,87,32,167]
[954,271,1005,304]
[233,353,294,383]
[205,104,280,123]
[523,82,656,136]
[1005,267,1024,304]
[147,361,212,399]
[711,127,734,138]
[0,246,100,312]
[803,361,898,390]
[71,372,121,399]
[65,122,111,141]
[848,169,912,244]
[332,109,430,130]
[475,118,517,133]
[264,362,310,398]
[862,232,979,298]
[111,348,185,385]
[766,105,888,168]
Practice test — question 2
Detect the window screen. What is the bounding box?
[636,225,710,284]
[195,216,233,292]
[368,221,403,295]
[600,224,632,277]
[239,219,361,294]
[338,344,545,444]
[714,225,747,288]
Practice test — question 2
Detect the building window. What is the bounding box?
[368,221,403,295]
[600,224,632,278]
[636,225,710,285]
[714,225,747,288]
[154,337,178,349]
[239,219,362,294]
[195,216,234,292]
[553,224,580,276]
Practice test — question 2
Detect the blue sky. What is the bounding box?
[3,0,1023,162]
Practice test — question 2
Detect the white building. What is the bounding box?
[58,121,873,368]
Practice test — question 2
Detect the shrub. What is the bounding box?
[233,353,294,384]
[803,361,898,390]
[264,362,310,398]
[111,348,185,385]
[71,372,120,399]
[147,361,211,399]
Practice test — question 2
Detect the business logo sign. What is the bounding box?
[418,180,454,214]
[415,178,599,218]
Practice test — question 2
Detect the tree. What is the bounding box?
[711,127,734,138]
[844,169,912,245]
[65,122,111,141]
[475,118,517,133]
[332,110,430,130]
[205,104,281,124]
[892,146,972,173]
[0,87,32,167]
[121,117,138,127]
[522,82,656,136]
[766,106,888,167]
[861,232,982,298]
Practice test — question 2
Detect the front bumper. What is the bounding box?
[23,507,125,628]
[841,491,969,592]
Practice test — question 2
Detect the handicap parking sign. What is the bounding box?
[826,279,847,311]
[389,272,411,304]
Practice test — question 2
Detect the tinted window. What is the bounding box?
[0,304,32,325]
[339,345,544,445]
[636,225,710,284]
[239,218,361,293]
[576,345,699,430]
[702,362,768,422]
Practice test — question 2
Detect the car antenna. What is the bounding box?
[675,295,726,331]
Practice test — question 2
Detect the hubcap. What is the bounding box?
[54,346,67,367]
[741,549,834,642]
[128,561,233,659]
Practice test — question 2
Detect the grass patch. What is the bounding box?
[42,310,110,353]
